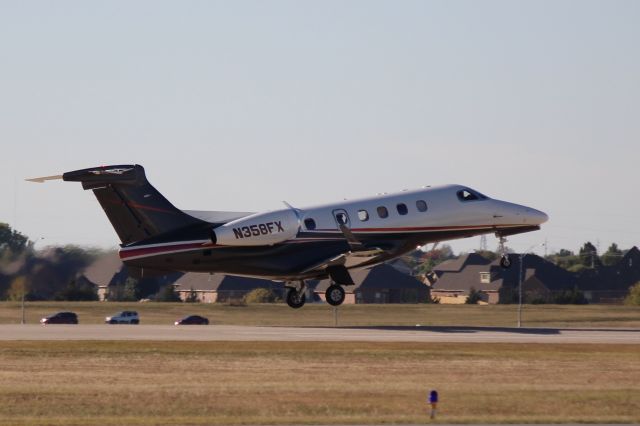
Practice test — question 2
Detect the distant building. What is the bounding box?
[81,251,122,301]
[173,273,284,303]
[81,252,182,301]
[577,246,640,303]
[314,264,430,304]
[431,253,576,304]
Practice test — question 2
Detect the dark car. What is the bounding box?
[40,311,78,325]
[175,315,209,325]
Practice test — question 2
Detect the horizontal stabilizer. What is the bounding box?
[25,174,63,183]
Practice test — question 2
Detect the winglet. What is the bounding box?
[25,175,63,183]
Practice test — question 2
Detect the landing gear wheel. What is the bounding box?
[286,288,306,309]
[500,254,512,269]
[325,284,345,306]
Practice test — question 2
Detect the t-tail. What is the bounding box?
[60,165,203,245]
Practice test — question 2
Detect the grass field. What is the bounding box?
[0,341,638,425]
[1,301,639,328]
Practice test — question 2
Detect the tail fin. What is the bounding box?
[63,165,203,245]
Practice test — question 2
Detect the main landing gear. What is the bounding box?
[285,281,347,308]
[286,281,306,309]
[325,284,346,306]
[497,235,512,269]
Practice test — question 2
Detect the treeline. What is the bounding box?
[0,223,102,301]
[0,223,184,302]
[544,242,627,272]
[410,241,630,275]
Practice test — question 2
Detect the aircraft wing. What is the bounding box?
[301,248,387,275]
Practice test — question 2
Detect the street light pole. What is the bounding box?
[518,253,524,328]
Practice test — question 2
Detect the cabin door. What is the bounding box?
[332,209,351,228]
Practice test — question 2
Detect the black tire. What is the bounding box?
[500,255,511,269]
[325,284,345,306]
[286,288,306,309]
[131,319,139,325]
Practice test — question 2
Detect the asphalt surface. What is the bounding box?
[1,324,639,343]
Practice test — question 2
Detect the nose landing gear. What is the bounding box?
[497,235,512,269]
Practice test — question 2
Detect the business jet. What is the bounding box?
[29,165,548,308]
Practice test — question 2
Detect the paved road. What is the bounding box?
[1,324,639,343]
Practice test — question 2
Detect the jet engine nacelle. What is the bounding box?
[212,209,300,246]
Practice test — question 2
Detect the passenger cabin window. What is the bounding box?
[457,188,486,202]
[377,206,389,218]
[304,218,316,230]
[416,200,427,212]
[358,210,369,221]
[396,203,408,215]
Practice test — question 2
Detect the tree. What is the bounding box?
[578,242,601,268]
[475,250,499,262]
[553,287,588,305]
[155,284,181,302]
[602,243,624,266]
[415,244,455,275]
[244,288,279,304]
[465,287,482,304]
[624,282,640,306]
[0,223,29,258]
[6,276,28,301]
[54,279,99,301]
[109,277,139,302]
[547,249,581,271]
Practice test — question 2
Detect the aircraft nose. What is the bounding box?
[525,207,548,225]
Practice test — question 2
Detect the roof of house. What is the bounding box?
[433,253,492,273]
[578,246,640,290]
[490,255,576,291]
[432,253,576,292]
[82,251,123,286]
[385,258,414,275]
[432,264,500,292]
[314,264,427,293]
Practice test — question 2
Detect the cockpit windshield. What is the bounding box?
[457,188,488,202]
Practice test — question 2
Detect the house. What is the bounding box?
[577,246,640,303]
[173,273,284,303]
[314,264,430,304]
[81,251,122,301]
[81,252,182,300]
[431,253,576,304]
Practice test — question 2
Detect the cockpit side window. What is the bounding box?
[457,188,486,202]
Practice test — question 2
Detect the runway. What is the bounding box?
[1,324,639,343]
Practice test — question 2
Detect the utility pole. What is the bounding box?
[518,254,523,328]
[21,292,25,325]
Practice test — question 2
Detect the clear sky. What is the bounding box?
[1,0,639,256]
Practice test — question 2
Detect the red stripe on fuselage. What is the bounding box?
[119,242,215,260]
[314,224,505,233]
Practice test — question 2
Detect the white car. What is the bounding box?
[105,311,140,324]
